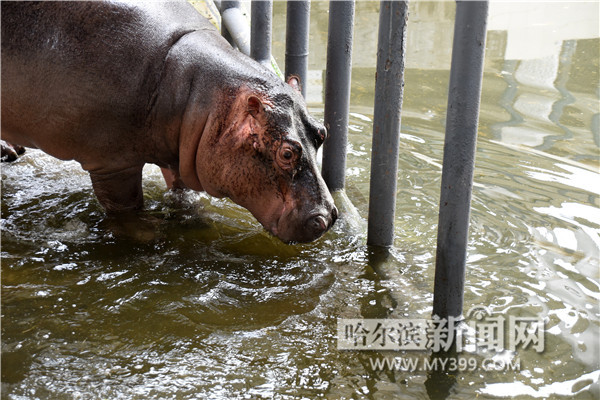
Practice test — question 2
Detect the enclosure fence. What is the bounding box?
[213,0,489,321]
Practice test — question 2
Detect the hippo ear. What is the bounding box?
[247,95,264,118]
[287,76,302,94]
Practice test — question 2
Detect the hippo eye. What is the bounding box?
[283,149,293,160]
[277,141,301,171]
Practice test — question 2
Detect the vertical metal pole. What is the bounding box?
[433,0,488,319]
[285,0,310,98]
[219,2,235,49]
[251,0,272,66]
[221,0,250,56]
[366,1,409,247]
[322,0,355,192]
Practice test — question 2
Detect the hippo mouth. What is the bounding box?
[271,200,297,242]
[258,199,304,244]
[238,197,291,242]
[237,194,335,244]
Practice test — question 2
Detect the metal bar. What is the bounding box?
[285,0,310,98]
[433,0,489,319]
[322,0,355,192]
[251,0,273,66]
[221,1,250,56]
[219,1,235,50]
[366,0,409,247]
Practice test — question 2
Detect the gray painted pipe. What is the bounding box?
[433,0,489,320]
[251,0,272,66]
[221,1,250,56]
[219,1,235,49]
[285,0,310,98]
[366,1,409,248]
[322,0,355,192]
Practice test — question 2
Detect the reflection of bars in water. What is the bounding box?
[207,0,488,322]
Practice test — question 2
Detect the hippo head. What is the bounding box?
[196,77,338,243]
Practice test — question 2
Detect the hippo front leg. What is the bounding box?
[160,167,188,190]
[89,166,144,213]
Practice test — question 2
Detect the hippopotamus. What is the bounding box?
[1,1,338,243]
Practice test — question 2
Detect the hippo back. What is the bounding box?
[1,1,215,160]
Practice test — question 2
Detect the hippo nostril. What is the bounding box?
[312,215,328,232]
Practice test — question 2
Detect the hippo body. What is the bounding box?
[1,1,337,243]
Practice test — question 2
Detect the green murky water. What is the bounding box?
[2,2,599,399]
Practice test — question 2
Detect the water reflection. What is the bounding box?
[2,1,599,399]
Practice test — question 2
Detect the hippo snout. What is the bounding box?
[303,205,338,242]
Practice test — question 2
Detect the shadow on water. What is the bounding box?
[423,348,460,400]
[361,245,457,400]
